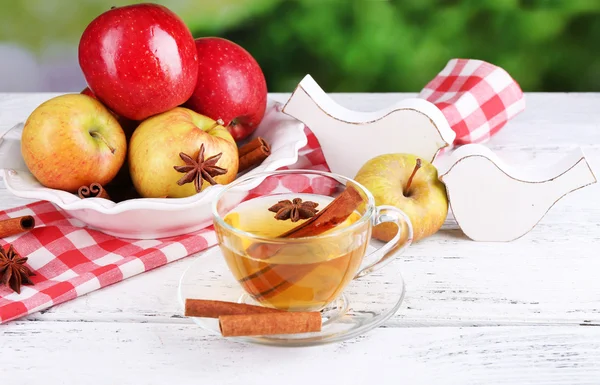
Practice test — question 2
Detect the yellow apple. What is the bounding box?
[21,94,127,192]
[354,154,448,242]
[129,107,238,198]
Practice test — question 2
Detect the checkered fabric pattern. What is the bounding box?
[0,203,217,323]
[419,58,526,145]
[0,127,328,323]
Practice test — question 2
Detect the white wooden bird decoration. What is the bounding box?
[435,144,597,241]
[282,75,456,178]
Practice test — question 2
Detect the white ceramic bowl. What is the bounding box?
[0,101,307,239]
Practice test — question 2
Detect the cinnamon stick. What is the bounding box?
[0,216,36,238]
[238,137,271,173]
[219,312,322,337]
[238,137,270,157]
[184,299,283,318]
[246,184,365,260]
[77,183,111,200]
[279,184,364,238]
[238,264,318,301]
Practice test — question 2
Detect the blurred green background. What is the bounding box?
[0,0,598,92]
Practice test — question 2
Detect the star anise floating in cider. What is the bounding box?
[268,198,319,222]
[174,144,228,193]
[0,245,35,294]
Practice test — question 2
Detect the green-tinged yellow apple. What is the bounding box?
[129,107,238,198]
[21,94,127,192]
[354,154,448,242]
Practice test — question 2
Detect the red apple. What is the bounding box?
[186,37,267,141]
[78,4,198,121]
[81,87,95,99]
[21,94,127,192]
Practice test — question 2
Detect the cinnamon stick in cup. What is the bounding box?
[246,184,365,260]
[185,299,283,318]
[78,183,111,200]
[279,184,364,238]
[238,137,271,173]
[219,312,322,337]
[0,216,36,238]
[238,264,318,301]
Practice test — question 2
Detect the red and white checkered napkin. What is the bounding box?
[0,128,329,323]
[419,59,526,145]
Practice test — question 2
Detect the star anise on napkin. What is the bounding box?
[269,198,319,222]
[0,245,35,294]
[174,144,228,193]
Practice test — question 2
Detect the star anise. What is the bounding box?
[268,198,319,222]
[173,144,228,193]
[0,245,35,294]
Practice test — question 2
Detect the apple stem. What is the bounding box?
[90,131,116,154]
[209,119,225,130]
[405,158,422,193]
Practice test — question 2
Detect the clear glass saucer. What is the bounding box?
[177,245,406,347]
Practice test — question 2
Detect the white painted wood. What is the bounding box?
[436,144,596,241]
[281,78,455,178]
[2,323,600,385]
[1,93,599,383]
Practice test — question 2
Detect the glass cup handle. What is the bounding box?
[354,205,413,279]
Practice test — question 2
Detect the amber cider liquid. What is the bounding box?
[218,194,368,311]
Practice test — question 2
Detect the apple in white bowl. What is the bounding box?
[186,37,267,142]
[21,94,126,193]
[128,107,239,198]
[79,3,199,121]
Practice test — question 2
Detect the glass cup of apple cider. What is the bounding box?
[212,170,413,312]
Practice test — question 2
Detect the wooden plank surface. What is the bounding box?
[1,93,599,384]
[3,323,600,385]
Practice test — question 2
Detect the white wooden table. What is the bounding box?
[1,93,599,384]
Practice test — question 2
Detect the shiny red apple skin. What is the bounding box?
[81,87,95,98]
[185,37,267,141]
[79,4,198,121]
